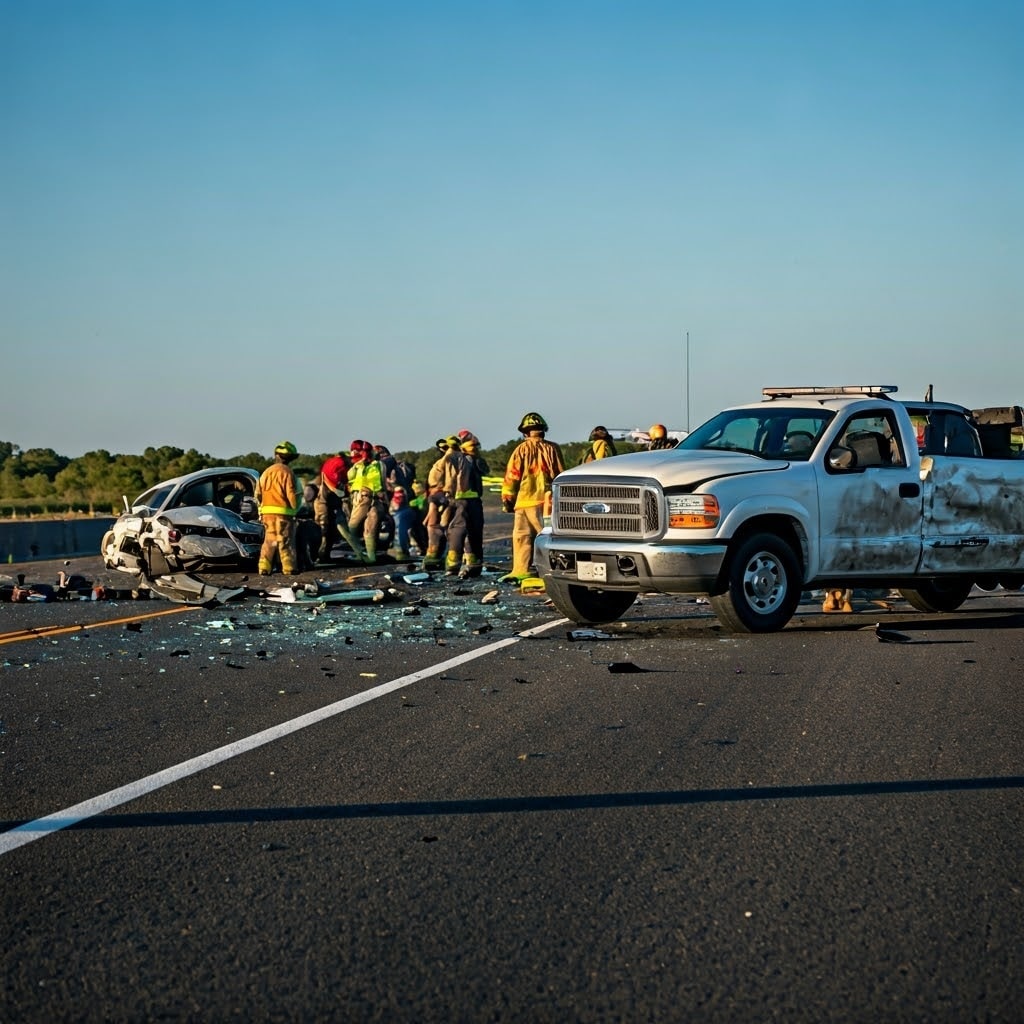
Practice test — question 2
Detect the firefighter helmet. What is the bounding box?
[648,424,667,440]
[274,440,298,461]
[518,412,549,433]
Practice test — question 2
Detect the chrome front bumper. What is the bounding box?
[534,531,728,595]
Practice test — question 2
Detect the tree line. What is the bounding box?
[0,437,638,517]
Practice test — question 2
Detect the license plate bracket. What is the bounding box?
[577,560,607,582]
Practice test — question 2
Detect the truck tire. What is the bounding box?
[899,580,973,613]
[710,532,801,633]
[545,580,637,624]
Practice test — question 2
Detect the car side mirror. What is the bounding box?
[828,446,856,470]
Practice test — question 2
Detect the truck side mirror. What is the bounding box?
[828,446,856,470]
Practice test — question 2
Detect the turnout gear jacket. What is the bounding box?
[442,450,490,499]
[348,458,385,496]
[255,461,300,516]
[502,436,565,512]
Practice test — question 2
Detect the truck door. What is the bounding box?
[815,410,923,577]
[918,457,1024,574]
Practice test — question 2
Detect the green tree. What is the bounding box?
[17,447,68,480]
[0,461,25,500]
[55,450,114,513]
[23,473,56,503]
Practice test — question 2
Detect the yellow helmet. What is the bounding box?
[274,440,298,461]
[648,424,667,440]
[518,412,548,433]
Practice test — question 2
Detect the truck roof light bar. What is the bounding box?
[762,385,899,401]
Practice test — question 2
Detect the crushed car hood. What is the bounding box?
[559,449,788,486]
[158,506,260,532]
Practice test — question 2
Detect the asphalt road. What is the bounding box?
[2,550,1022,1023]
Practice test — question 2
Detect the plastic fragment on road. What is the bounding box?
[567,629,614,641]
[480,591,500,605]
[146,573,246,606]
[401,572,432,585]
[266,586,386,605]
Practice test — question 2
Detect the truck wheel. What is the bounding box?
[710,532,801,633]
[899,580,973,613]
[545,580,637,624]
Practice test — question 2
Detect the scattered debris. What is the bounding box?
[265,586,386,605]
[567,629,614,641]
[481,590,500,605]
[608,662,652,673]
[875,625,914,644]
[146,573,246,606]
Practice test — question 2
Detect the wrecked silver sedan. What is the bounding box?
[101,467,263,578]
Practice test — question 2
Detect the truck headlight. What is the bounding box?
[667,494,720,529]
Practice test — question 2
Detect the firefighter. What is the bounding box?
[500,412,566,584]
[313,450,350,563]
[255,441,301,576]
[421,437,453,571]
[443,433,490,578]
[346,440,386,564]
[647,424,678,451]
[581,425,618,463]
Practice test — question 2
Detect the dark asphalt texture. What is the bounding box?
[2,544,1022,1022]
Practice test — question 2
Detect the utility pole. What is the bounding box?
[685,331,691,432]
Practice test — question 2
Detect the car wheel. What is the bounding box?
[100,530,117,568]
[710,532,801,633]
[545,579,637,624]
[899,580,973,613]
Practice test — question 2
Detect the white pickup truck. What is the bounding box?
[535,386,1024,632]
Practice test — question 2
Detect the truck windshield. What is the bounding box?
[678,409,835,461]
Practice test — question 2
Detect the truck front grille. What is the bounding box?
[554,482,662,539]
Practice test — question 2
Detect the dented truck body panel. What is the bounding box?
[535,387,1024,632]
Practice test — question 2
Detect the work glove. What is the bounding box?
[502,498,515,514]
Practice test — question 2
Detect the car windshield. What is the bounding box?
[678,408,835,461]
[131,482,176,513]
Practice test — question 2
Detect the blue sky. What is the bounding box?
[3,0,1021,458]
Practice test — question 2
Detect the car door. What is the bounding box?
[815,410,923,577]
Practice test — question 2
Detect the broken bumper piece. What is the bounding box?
[146,573,247,606]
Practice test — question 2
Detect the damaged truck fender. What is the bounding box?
[535,385,1024,633]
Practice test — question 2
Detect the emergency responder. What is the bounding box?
[581,425,617,462]
[442,432,490,578]
[346,440,386,564]
[647,424,678,451]
[255,441,301,576]
[313,450,351,563]
[500,412,566,584]
[421,437,453,571]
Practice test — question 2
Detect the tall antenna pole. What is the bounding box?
[685,331,691,432]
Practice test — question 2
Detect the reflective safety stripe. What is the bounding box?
[260,506,297,516]
[454,491,480,499]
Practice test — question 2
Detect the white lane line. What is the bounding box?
[1,617,567,856]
